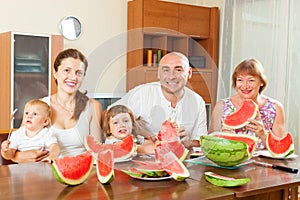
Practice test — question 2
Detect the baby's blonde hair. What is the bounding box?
[23,99,51,127]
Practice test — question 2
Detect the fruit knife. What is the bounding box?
[253,161,298,173]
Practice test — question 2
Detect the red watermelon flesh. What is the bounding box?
[157,120,179,142]
[266,131,294,157]
[84,135,102,153]
[96,148,114,184]
[154,141,189,161]
[52,152,93,185]
[211,132,258,156]
[223,99,258,129]
[84,135,136,162]
[113,135,136,162]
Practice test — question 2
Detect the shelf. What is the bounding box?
[127,0,219,107]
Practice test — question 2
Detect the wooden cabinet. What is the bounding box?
[127,0,219,109]
[143,0,178,31]
[0,32,63,132]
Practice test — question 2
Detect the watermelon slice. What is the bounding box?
[157,151,190,182]
[223,99,258,129]
[84,135,136,162]
[211,132,258,157]
[157,120,179,142]
[154,141,189,161]
[266,131,294,158]
[205,171,250,187]
[134,161,167,177]
[121,168,144,178]
[96,148,114,184]
[52,152,93,185]
[84,135,102,152]
[113,135,136,162]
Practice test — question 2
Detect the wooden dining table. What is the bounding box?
[0,153,299,200]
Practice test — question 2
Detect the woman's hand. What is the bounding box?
[12,147,49,163]
[246,111,266,139]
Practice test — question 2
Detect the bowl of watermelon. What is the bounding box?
[200,132,258,167]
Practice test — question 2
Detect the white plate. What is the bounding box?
[133,176,172,181]
[255,150,298,159]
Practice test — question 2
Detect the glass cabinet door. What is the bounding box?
[12,33,51,127]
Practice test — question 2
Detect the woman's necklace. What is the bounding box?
[56,96,75,115]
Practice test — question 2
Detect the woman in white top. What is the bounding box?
[12,48,102,162]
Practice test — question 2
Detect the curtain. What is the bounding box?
[219,0,300,152]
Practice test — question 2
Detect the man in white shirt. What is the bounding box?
[110,52,208,148]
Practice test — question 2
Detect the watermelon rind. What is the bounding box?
[223,99,259,129]
[52,152,94,186]
[121,169,144,178]
[97,169,114,184]
[210,132,258,157]
[200,135,250,167]
[136,168,167,177]
[205,171,250,187]
[266,132,295,158]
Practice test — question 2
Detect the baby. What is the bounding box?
[1,99,60,163]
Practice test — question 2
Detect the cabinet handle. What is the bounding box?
[192,71,203,74]
[189,35,201,39]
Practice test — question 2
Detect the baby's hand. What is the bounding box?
[1,140,10,152]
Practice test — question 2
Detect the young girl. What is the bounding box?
[1,99,60,163]
[103,105,154,153]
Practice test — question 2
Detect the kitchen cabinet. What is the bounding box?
[0,32,63,132]
[127,0,219,109]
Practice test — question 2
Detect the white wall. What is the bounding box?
[0,0,223,95]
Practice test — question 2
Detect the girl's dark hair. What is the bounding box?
[54,48,89,120]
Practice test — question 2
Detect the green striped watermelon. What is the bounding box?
[211,132,258,157]
[200,133,257,167]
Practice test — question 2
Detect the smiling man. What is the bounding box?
[109,52,208,149]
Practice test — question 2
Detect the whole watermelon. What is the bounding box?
[200,135,253,167]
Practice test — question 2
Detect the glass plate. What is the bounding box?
[185,156,254,170]
[255,150,298,159]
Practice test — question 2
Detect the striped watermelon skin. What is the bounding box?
[211,132,258,157]
[205,171,250,187]
[200,135,250,167]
